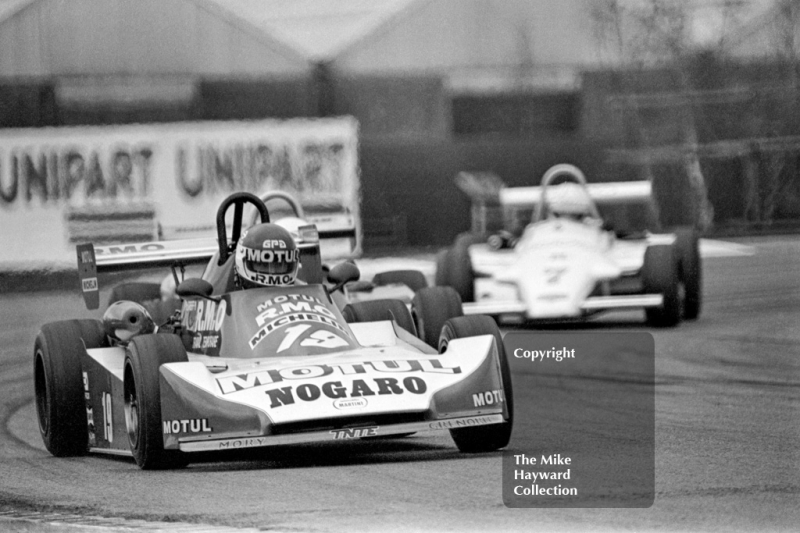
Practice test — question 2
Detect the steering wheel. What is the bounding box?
[216,192,270,265]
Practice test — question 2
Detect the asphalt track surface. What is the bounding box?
[0,236,798,532]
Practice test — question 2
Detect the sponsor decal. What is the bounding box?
[217,358,461,394]
[82,372,96,446]
[81,277,98,292]
[472,389,505,408]
[182,300,198,329]
[242,246,297,263]
[333,397,368,410]
[191,299,226,332]
[254,294,337,325]
[79,249,94,265]
[162,419,213,435]
[192,333,220,350]
[428,416,498,430]
[218,437,268,450]
[248,293,348,350]
[102,392,113,443]
[95,243,165,255]
[250,273,295,285]
[330,427,378,440]
[264,377,427,409]
[187,299,225,355]
[249,313,349,349]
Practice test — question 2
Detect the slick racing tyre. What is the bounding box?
[439,316,513,453]
[642,245,682,327]
[436,233,480,303]
[34,319,108,457]
[124,334,189,469]
[411,286,464,348]
[371,270,428,292]
[674,227,702,320]
[342,299,417,336]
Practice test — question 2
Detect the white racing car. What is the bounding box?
[436,164,701,327]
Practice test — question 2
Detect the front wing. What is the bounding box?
[80,333,509,456]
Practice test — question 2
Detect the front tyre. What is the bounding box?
[439,316,513,453]
[411,287,464,347]
[124,334,189,469]
[34,320,107,457]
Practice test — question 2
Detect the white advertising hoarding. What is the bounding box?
[0,118,360,269]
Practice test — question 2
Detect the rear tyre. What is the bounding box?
[434,249,449,286]
[642,245,682,327]
[371,270,428,292]
[341,299,417,336]
[438,234,479,302]
[674,227,702,320]
[34,319,107,457]
[411,287,464,348]
[124,334,189,469]
[439,316,513,453]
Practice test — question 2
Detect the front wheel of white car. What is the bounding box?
[439,316,513,453]
[642,245,682,327]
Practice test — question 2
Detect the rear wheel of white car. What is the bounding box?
[372,269,428,292]
[436,233,479,302]
[411,287,464,347]
[124,334,189,469]
[342,299,417,336]
[439,316,513,453]
[675,227,702,320]
[34,320,107,457]
[642,245,682,327]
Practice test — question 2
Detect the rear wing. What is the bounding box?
[77,239,218,310]
[456,171,653,209]
[76,227,331,310]
[499,180,652,209]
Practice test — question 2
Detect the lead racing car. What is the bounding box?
[437,164,701,327]
[34,192,512,469]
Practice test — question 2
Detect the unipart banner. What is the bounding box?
[0,118,360,268]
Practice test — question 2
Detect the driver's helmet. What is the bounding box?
[234,223,299,289]
[546,182,593,221]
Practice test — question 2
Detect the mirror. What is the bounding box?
[327,261,360,292]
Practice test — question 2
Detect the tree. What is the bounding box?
[590,0,755,230]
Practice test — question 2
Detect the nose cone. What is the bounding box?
[517,248,620,319]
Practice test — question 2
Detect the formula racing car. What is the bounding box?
[436,164,701,327]
[33,192,512,469]
[105,190,429,321]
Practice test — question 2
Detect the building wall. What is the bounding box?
[0,0,308,78]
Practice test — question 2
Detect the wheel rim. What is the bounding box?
[123,368,140,449]
[34,352,50,435]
